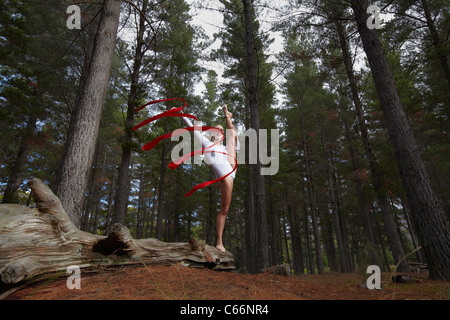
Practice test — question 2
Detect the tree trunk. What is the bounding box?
[285,187,304,275]
[320,205,338,273]
[149,191,157,238]
[374,213,392,272]
[206,170,216,246]
[300,118,324,274]
[268,178,280,266]
[350,0,450,280]
[0,178,234,298]
[156,134,169,240]
[242,0,269,272]
[281,214,291,268]
[113,0,148,226]
[342,117,383,268]
[245,165,256,273]
[302,196,314,274]
[173,175,181,242]
[80,139,104,231]
[420,0,450,86]
[319,121,350,273]
[401,197,426,264]
[105,153,119,234]
[335,20,409,272]
[331,160,354,272]
[2,112,38,204]
[135,164,146,239]
[54,0,122,227]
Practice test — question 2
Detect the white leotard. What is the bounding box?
[182,116,238,180]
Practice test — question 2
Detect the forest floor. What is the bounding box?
[3,264,449,300]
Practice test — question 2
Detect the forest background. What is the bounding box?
[0,0,449,279]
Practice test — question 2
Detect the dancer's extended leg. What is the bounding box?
[223,105,237,172]
[215,105,237,253]
[216,176,233,252]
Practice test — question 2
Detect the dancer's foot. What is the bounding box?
[216,244,226,253]
[223,104,232,119]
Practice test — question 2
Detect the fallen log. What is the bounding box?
[0,178,234,297]
[407,262,428,274]
[261,264,291,276]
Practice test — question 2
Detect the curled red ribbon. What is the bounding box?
[133,98,237,197]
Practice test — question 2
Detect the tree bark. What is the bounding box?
[206,171,216,246]
[350,0,450,280]
[319,120,350,273]
[105,153,119,234]
[282,213,291,268]
[2,113,38,204]
[244,95,256,273]
[285,187,304,275]
[342,117,382,268]
[300,117,324,274]
[267,177,280,266]
[135,164,146,239]
[54,0,122,227]
[242,0,269,271]
[156,133,169,240]
[0,178,234,298]
[302,195,315,274]
[401,198,425,264]
[113,0,148,226]
[245,160,257,273]
[335,20,408,272]
[80,139,104,231]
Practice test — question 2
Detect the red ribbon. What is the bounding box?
[133,98,237,197]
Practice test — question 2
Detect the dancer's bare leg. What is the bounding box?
[215,105,238,253]
[216,176,233,252]
[223,105,237,172]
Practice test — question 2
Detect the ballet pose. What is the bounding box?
[178,105,238,253]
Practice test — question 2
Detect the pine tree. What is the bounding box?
[150,0,203,240]
[0,0,77,204]
[112,0,151,226]
[213,0,275,272]
[54,0,122,226]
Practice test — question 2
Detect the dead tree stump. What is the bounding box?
[0,178,234,296]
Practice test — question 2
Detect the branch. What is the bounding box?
[122,0,157,35]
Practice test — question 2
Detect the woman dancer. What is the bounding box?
[177,105,238,252]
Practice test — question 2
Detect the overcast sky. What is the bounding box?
[179,1,392,110]
[186,0,285,105]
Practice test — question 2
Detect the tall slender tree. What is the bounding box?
[242,0,270,271]
[152,0,202,239]
[213,0,274,272]
[112,0,151,226]
[54,0,122,226]
[333,17,408,272]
